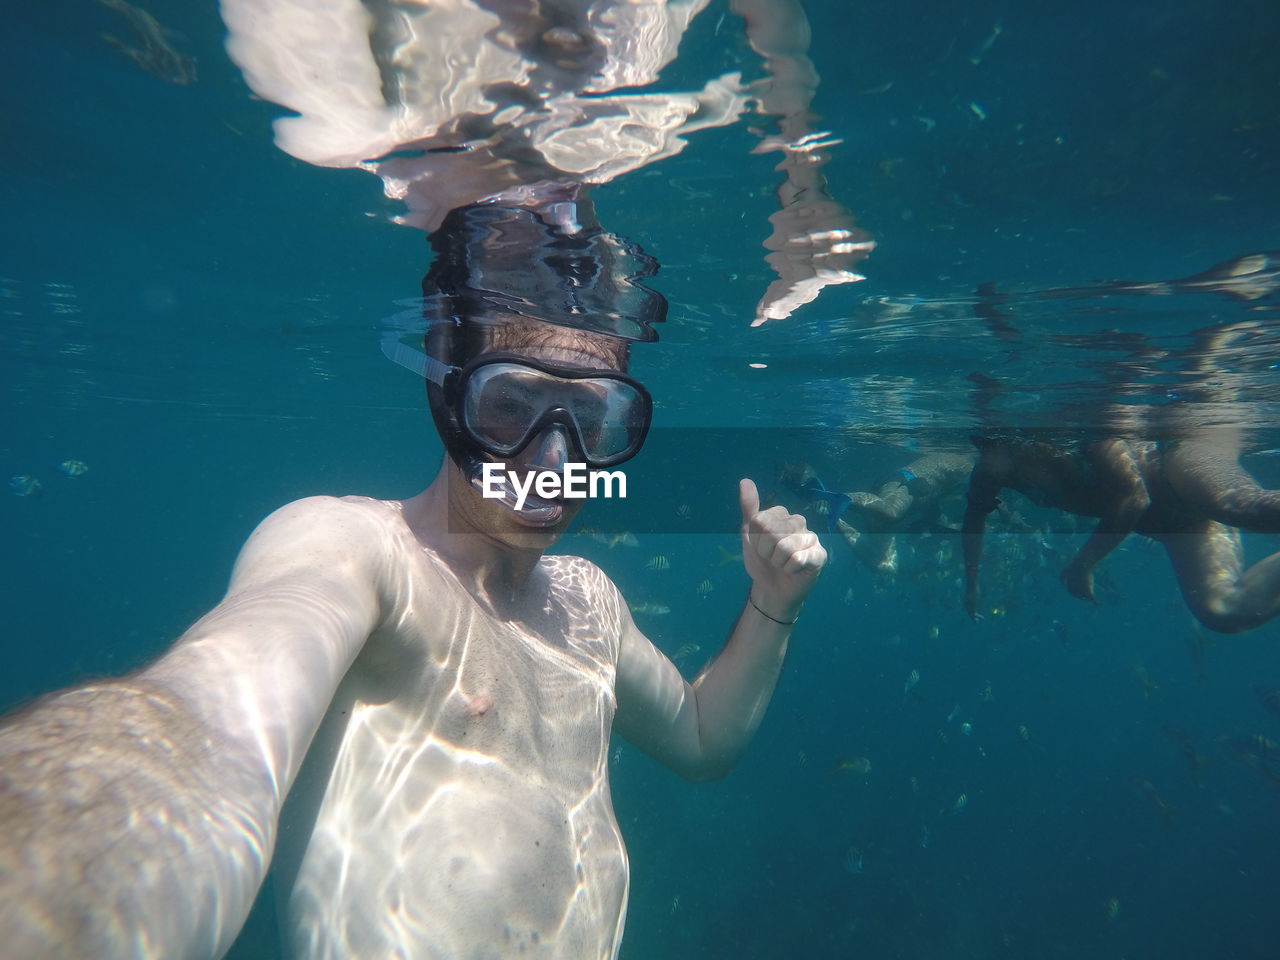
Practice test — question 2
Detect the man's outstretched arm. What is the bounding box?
[0,497,383,959]
[613,479,824,781]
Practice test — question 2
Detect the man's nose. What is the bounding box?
[526,424,572,471]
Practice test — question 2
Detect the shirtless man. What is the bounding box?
[962,434,1280,633]
[779,453,973,574]
[0,200,826,958]
[832,452,975,574]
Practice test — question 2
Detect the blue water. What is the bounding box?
[4,1,1279,957]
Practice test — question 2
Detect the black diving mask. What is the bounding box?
[421,350,652,469]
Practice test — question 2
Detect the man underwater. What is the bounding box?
[0,198,826,958]
[962,434,1280,633]
[781,453,975,575]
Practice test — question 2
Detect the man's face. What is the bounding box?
[449,335,634,541]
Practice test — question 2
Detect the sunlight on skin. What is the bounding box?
[0,684,273,958]
[283,505,632,958]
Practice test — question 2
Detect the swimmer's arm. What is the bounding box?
[962,463,1004,620]
[1062,440,1151,601]
[0,496,382,959]
[615,480,823,780]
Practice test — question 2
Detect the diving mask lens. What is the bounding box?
[460,360,651,467]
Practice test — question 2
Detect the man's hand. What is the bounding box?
[1061,558,1098,604]
[964,585,983,621]
[739,478,826,622]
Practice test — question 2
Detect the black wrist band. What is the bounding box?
[748,592,798,626]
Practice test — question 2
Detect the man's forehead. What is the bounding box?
[514,345,613,369]
[475,318,625,369]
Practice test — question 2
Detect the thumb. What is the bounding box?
[738,478,760,527]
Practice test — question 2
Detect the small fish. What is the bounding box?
[1163,725,1205,787]
[98,0,197,85]
[842,586,856,605]
[928,625,941,640]
[918,825,931,849]
[669,894,680,915]
[1017,724,1030,742]
[587,531,638,548]
[979,681,994,702]
[610,746,622,766]
[1133,664,1159,698]
[671,642,701,662]
[59,459,89,477]
[832,756,872,775]
[629,602,671,617]
[1104,897,1120,920]
[9,475,42,498]
[1219,733,1280,781]
[904,668,921,694]
[1254,684,1280,717]
[969,17,1003,66]
[715,545,742,567]
[696,579,714,597]
[646,555,671,571]
[1188,632,1209,679]
[796,751,808,767]
[951,793,968,813]
[960,722,973,737]
[676,504,694,520]
[1133,778,1175,823]
[1251,733,1280,758]
[858,80,894,95]
[945,704,960,724]
[842,846,865,875]
[969,101,987,121]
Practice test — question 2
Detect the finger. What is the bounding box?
[766,531,821,570]
[782,541,827,575]
[748,507,808,539]
[739,478,760,527]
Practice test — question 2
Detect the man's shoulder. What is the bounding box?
[541,553,624,599]
[541,551,609,579]
[541,554,631,638]
[234,496,399,578]
[262,494,394,527]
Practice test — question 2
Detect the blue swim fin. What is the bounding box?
[797,475,853,533]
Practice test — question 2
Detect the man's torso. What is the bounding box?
[277,498,630,959]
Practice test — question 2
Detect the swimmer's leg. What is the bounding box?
[861,532,898,574]
[1160,520,1280,633]
[1163,441,1280,533]
[836,519,895,573]
[845,481,914,523]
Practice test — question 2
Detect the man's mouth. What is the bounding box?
[470,468,564,526]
